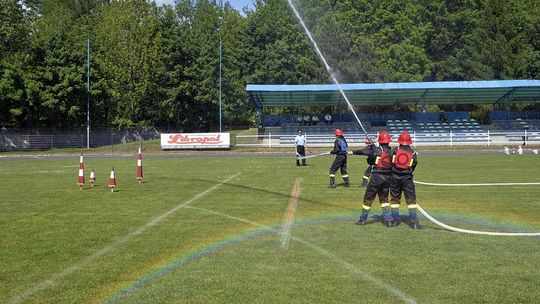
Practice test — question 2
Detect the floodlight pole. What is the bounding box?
[86,38,90,149]
[219,38,222,133]
[218,0,223,133]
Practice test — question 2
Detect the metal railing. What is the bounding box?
[236,130,539,148]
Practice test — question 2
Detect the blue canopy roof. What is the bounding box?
[246,80,540,108]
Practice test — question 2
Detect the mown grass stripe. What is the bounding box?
[280,176,301,249]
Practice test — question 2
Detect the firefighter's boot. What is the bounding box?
[355,205,370,225]
[343,176,350,187]
[408,204,421,229]
[328,176,336,188]
[361,177,369,188]
[390,204,400,225]
[381,203,393,227]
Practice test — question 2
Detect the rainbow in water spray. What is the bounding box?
[100,209,540,303]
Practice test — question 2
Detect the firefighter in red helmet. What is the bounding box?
[361,139,373,188]
[350,131,393,226]
[328,128,350,188]
[389,130,420,229]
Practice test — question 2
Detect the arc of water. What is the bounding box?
[286,0,373,144]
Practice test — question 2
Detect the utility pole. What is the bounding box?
[86,38,91,149]
[218,0,223,133]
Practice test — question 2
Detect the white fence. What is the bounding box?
[236,130,539,148]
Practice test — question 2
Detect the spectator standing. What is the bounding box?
[439,111,447,123]
[350,131,394,226]
[389,130,420,229]
[328,129,350,188]
[294,130,307,166]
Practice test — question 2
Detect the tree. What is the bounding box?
[94,0,165,127]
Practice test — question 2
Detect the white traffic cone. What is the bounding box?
[77,151,84,190]
[136,146,143,183]
[89,168,96,187]
[108,167,117,192]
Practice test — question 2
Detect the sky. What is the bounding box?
[154,0,254,12]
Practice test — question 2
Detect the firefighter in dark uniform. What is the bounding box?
[328,128,350,188]
[389,130,420,229]
[361,164,373,187]
[360,140,373,187]
[350,131,393,226]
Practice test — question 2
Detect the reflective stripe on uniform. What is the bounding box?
[381,203,390,208]
[330,174,336,177]
[342,175,348,178]
[407,204,418,209]
[391,204,400,208]
[362,204,371,210]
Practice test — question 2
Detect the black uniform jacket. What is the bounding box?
[330,137,348,155]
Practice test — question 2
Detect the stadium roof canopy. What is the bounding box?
[246,80,540,108]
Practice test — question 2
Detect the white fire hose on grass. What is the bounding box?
[414,180,540,236]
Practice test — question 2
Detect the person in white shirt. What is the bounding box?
[312,115,320,125]
[295,130,307,166]
[303,115,311,126]
[325,113,333,125]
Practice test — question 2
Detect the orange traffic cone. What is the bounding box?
[89,168,96,187]
[77,151,85,190]
[136,146,143,183]
[108,167,117,192]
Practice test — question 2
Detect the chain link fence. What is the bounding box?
[0,127,161,151]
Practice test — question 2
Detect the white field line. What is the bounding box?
[280,177,301,249]
[34,170,66,174]
[9,172,240,304]
[415,180,540,186]
[417,204,540,236]
[183,206,417,304]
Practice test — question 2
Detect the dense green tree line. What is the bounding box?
[1,0,538,130]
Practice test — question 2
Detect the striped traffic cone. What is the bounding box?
[77,151,84,190]
[89,168,96,187]
[136,146,143,183]
[108,167,117,192]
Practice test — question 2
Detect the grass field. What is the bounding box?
[0,151,539,303]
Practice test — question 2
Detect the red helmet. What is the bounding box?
[334,129,344,136]
[378,131,392,144]
[397,130,413,145]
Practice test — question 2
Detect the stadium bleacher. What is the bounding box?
[276,116,494,145]
[264,112,540,145]
[489,119,540,143]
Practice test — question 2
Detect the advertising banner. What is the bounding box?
[161,133,231,149]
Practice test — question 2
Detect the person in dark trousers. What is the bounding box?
[328,129,350,188]
[350,131,393,226]
[389,130,420,229]
[294,130,307,166]
[361,165,372,187]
